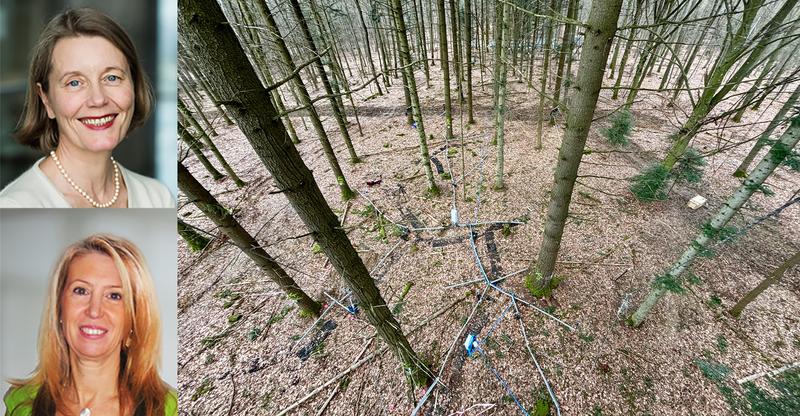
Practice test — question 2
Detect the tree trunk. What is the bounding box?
[535,0,557,144]
[734,83,800,176]
[528,0,624,294]
[630,115,800,326]
[392,0,439,195]
[179,0,428,389]
[465,0,475,123]
[257,0,356,201]
[553,0,577,106]
[288,0,360,164]
[179,99,244,187]
[177,218,211,252]
[611,0,643,100]
[729,251,800,318]
[411,0,431,87]
[449,0,464,103]
[493,0,509,190]
[438,0,454,147]
[179,120,224,181]
[178,162,321,316]
[354,0,383,95]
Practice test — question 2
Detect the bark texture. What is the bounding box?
[179,0,427,388]
[529,0,624,292]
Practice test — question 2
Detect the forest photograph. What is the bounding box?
[174,0,799,414]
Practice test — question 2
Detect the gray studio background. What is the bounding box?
[0,209,178,403]
[0,0,177,195]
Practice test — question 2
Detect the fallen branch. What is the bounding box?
[277,295,468,415]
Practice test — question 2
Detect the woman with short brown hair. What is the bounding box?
[0,8,173,208]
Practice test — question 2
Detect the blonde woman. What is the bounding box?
[0,8,173,208]
[3,235,177,415]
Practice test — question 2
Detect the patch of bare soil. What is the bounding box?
[177,59,799,415]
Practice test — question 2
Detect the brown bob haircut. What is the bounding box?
[15,8,153,152]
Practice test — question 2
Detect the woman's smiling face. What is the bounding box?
[60,252,128,361]
[38,35,134,153]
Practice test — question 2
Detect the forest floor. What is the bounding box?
[177,60,800,415]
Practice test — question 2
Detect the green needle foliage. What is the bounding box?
[603,109,634,146]
[630,164,669,201]
[670,148,706,184]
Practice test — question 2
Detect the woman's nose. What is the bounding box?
[87,293,103,318]
[87,83,108,107]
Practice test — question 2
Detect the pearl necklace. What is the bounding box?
[50,150,120,208]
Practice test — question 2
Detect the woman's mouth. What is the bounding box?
[79,325,108,339]
[80,114,116,130]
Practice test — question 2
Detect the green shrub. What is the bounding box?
[630,164,669,201]
[602,109,633,146]
[671,148,706,184]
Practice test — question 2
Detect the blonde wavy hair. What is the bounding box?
[9,234,168,415]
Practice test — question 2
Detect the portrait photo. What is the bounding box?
[1,209,177,414]
[0,0,177,207]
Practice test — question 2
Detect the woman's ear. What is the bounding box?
[37,82,55,119]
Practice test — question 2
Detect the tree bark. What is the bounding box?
[493,0,509,190]
[729,251,800,318]
[529,0,624,292]
[179,0,427,388]
[178,162,321,316]
[257,0,356,201]
[630,115,800,326]
[391,0,439,195]
[288,0,360,164]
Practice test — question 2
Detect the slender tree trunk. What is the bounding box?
[288,0,360,164]
[411,0,431,87]
[729,251,800,318]
[179,76,218,136]
[179,99,245,187]
[493,0,509,190]
[465,0,475,123]
[630,115,800,326]
[449,0,464,103]
[257,0,356,200]
[179,0,428,388]
[553,0,576,106]
[535,0,557,144]
[392,0,439,195]
[180,120,224,181]
[528,0,624,293]
[179,162,321,316]
[262,66,300,145]
[439,0,454,147]
[734,84,800,176]
[354,0,383,95]
[611,0,643,100]
[177,218,211,252]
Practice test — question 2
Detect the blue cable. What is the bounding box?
[473,343,530,416]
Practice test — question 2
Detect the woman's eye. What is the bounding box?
[106,75,120,82]
[72,287,88,295]
[67,80,80,88]
[109,292,123,301]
